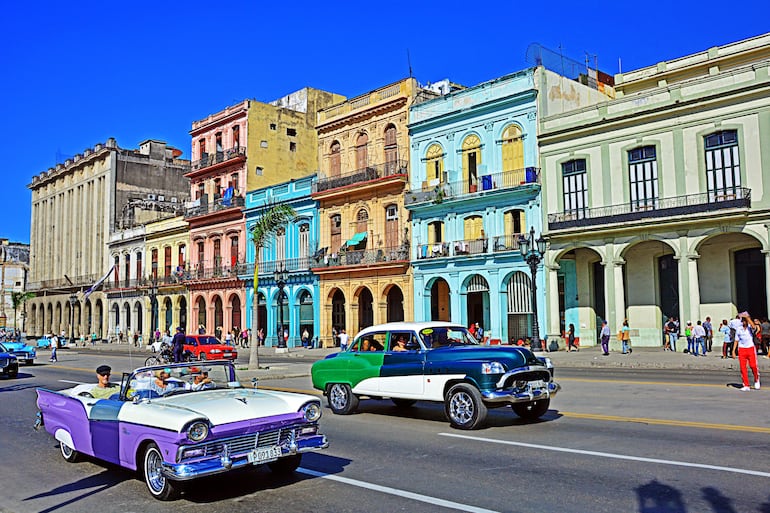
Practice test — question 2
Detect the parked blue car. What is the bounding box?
[2,339,36,365]
[36,336,53,349]
[0,343,19,378]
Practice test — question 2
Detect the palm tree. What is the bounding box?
[248,202,296,370]
[11,291,35,332]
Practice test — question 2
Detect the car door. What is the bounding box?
[185,336,199,358]
[36,389,95,457]
[89,397,123,464]
[347,332,387,395]
[378,331,426,398]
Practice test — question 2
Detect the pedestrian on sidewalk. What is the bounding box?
[719,319,732,359]
[338,328,349,352]
[703,317,713,353]
[732,313,759,391]
[566,324,578,352]
[620,319,632,354]
[761,318,770,357]
[665,317,678,352]
[692,320,706,356]
[600,320,610,356]
[685,322,694,354]
[50,333,58,363]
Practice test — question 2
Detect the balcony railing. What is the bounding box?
[183,263,248,281]
[548,188,751,230]
[318,82,404,123]
[184,195,245,218]
[405,167,540,206]
[27,273,100,292]
[191,146,246,171]
[416,234,524,260]
[313,245,409,268]
[312,160,408,194]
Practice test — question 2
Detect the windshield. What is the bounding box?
[197,337,221,345]
[0,342,8,352]
[124,361,239,400]
[419,326,478,348]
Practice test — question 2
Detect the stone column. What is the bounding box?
[545,262,561,344]
[764,250,770,317]
[686,254,701,323]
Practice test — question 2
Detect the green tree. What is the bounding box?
[248,202,296,370]
[11,291,35,332]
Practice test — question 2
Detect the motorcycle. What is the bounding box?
[145,343,191,366]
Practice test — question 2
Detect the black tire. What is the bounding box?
[145,356,161,366]
[25,360,34,366]
[512,398,550,421]
[143,442,179,501]
[60,440,80,462]
[8,368,18,378]
[444,384,487,430]
[327,383,359,415]
[392,398,416,408]
[268,454,302,475]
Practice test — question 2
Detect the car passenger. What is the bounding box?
[186,367,215,391]
[392,335,408,352]
[91,365,120,399]
[151,368,182,395]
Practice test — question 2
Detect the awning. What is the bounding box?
[345,232,367,247]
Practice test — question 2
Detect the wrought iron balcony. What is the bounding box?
[27,273,100,292]
[548,188,751,230]
[312,160,408,194]
[191,146,246,171]
[182,263,248,281]
[405,167,539,206]
[313,245,409,268]
[184,195,244,219]
[415,234,524,260]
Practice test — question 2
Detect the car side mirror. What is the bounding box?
[251,378,259,389]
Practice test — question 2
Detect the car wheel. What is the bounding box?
[143,442,179,501]
[392,398,416,408]
[445,384,487,430]
[8,368,18,379]
[198,353,206,361]
[145,356,161,366]
[268,454,302,475]
[60,440,80,462]
[327,383,358,415]
[512,399,550,421]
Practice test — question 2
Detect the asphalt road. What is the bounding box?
[1,355,769,513]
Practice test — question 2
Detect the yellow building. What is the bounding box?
[144,216,190,335]
[312,78,436,346]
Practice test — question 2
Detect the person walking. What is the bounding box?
[620,319,632,354]
[566,323,578,352]
[338,328,349,352]
[719,319,732,359]
[50,333,58,363]
[684,321,694,354]
[733,313,760,391]
[703,316,713,353]
[171,326,186,363]
[600,320,610,356]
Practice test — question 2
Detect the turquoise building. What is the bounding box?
[242,175,320,347]
[407,68,608,346]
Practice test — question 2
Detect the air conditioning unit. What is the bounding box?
[158,195,165,201]
[170,197,178,203]
[147,194,156,200]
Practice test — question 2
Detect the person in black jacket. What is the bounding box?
[171,327,186,363]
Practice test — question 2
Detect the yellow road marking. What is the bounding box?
[560,411,770,433]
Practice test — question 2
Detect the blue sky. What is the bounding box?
[2,0,767,244]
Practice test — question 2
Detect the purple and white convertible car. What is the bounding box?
[35,360,328,500]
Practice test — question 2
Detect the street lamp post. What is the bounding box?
[273,265,288,348]
[149,277,159,343]
[68,293,77,348]
[519,226,547,351]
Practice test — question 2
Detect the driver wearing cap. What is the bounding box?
[91,365,120,399]
[187,366,214,391]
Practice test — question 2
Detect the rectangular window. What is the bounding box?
[289,142,297,152]
[562,159,588,219]
[705,130,740,201]
[256,166,263,176]
[276,230,286,263]
[197,242,205,270]
[286,128,297,137]
[270,123,276,130]
[628,146,658,212]
[136,252,142,283]
[230,236,239,267]
[178,245,186,270]
[331,215,342,253]
[260,141,268,148]
[164,246,172,277]
[232,125,240,147]
[215,132,223,153]
[298,225,309,259]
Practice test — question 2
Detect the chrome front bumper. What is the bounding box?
[162,434,328,481]
[480,381,560,404]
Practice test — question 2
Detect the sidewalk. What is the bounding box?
[66,342,770,380]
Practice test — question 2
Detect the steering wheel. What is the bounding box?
[78,391,94,398]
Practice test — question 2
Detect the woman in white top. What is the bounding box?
[732,314,760,391]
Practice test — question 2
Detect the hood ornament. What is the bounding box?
[236,397,248,405]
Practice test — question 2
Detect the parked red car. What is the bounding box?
[184,335,238,361]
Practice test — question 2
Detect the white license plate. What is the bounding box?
[224,353,232,357]
[530,380,545,388]
[248,445,282,464]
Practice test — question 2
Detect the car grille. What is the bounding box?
[184,427,300,460]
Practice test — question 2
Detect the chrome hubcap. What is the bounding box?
[330,384,347,410]
[145,449,165,494]
[60,442,73,458]
[449,391,474,424]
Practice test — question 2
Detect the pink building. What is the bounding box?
[185,101,248,338]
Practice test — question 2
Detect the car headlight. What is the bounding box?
[481,362,506,374]
[210,349,222,354]
[300,401,322,422]
[187,421,209,442]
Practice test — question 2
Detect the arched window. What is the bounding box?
[330,141,341,177]
[331,214,342,253]
[298,223,310,259]
[384,124,398,175]
[425,144,444,185]
[462,135,482,192]
[501,125,524,174]
[356,209,369,235]
[275,228,285,263]
[355,133,368,171]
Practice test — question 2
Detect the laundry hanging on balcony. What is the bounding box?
[344,232,367,248]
